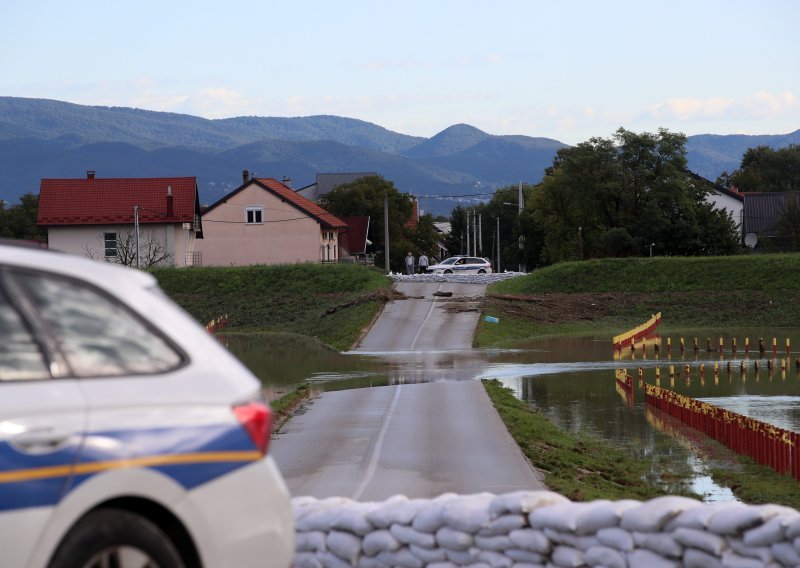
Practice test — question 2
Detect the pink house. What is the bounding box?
[196,173,348,266]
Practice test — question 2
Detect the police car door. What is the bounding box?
[0,267,87,567]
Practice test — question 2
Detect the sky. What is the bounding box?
[1,0,798,145]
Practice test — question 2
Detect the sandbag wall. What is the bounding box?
[293,491,800,567]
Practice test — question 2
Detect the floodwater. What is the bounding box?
[224,329,800,501]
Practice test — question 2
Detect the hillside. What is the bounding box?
[1,97,798,215]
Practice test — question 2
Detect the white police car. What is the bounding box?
[0,242,293,568]
[426,256,493,275]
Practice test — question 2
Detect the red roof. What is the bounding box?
[339,216,370,255]
[38,176,199,226]
[257,178,347,229]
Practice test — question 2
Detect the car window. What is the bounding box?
[16,271,182,378]
[440,258,458,265]
[0,287,50,381]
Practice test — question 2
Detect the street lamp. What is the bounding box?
[502,200,524,272]
[578,226,583,260]
[649,242,655,258]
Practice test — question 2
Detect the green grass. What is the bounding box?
[492,254,800,294]
[152,264,391,350]
[482,379,695,501]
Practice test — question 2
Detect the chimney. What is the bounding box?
[166,185,174,217]
[242,169,250,184]
[282,176,292,189]
[86,170,95,179]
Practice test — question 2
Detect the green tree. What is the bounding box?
[531,127,739,264]
[0,193,47,242]
[717,145,800,193]
[320,175,415,272]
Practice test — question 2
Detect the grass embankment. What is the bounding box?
[479,254,800,508]
[478,254,800,347]
[152,263,391,351]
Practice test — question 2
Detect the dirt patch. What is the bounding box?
[488,292,627,323]
[438,295,487,314]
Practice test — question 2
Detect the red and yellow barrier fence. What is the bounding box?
[643,381,798,479]
[613,312,661,351]
[206,314,229,334]
[614,369,634,407]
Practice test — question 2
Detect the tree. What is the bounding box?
[83,230,173,268]
[717,145,800,193]
[530,127,739,264]
[320,175,415,272]
[0,193,47,242]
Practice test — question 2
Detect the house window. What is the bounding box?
[104,232,117,258]
[245,207,264,224]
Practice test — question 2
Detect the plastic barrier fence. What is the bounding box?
[644,382,799,480]
[612,312,661,351]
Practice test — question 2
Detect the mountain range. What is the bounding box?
[1,97,798,215]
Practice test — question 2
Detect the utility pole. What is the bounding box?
[496,217,500,272]
[133,205,140,268]
[466,210,470,256]
[477,213,482,256]
[384,189,390,273]
[518,181,524,272]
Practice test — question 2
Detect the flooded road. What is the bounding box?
[227,328,800,501]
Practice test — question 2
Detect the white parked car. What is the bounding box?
[426,256,493,275]
[0,242,293,568]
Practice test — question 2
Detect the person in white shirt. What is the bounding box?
[418,253,429,273]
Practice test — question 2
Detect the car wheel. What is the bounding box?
[49,508,185,568]
[444,269,453,274]
[478,269,486,274]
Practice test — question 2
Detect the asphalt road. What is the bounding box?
[270,281,546,499]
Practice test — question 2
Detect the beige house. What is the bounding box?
[196,174,348,266]
[37,172,203,267]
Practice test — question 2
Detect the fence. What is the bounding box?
[641,379,799,480]
[612,312,661,351]
[205,314,229,334]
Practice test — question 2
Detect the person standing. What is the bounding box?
[405,251,415,275]
[418,253,429,274]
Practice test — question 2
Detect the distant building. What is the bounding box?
[37,172,203,267]
[742,191,800,248]
[688,171,744,238]
[296,173,378,203]
[196,171,347,266]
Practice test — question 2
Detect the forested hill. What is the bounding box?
[1,97,798,214]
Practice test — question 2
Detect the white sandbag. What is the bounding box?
[683,548,725,568]
[620,496,702,532]
[772,541,800,566]
[508,529,551,554]
[444,547,478,564]
[583,546,627,568]
[473,534,511,551]
[743,515,785,547]
[596,527,634,552]
[477,549,513,567]
[720,550,770,568]
[626,549,680,568]
[573,535,600,551]
[708,503,789,535]
[504,549,545,564]
[412,494,458,533]
[326,530,362,565]
[442,493,494,533]
[376,548,424,568]
[331,502,379,535]
[550,545,584,567]
[478,514,527,537]
[362,529,401,556]
[409,543,447,564]
[529,502,598,532]
[357,555,385,568]
[673,527,726,556]
[488,491,568,518]
[632,531,683,558]
[664,502,739,532]
[436,526,474,550]
[726,537,774,562]
[365,495,413,529]
[296,531,327,553]
[426,563,458,568]
[543,528,577,547]
[390,524,436,548]
[575,499,639,535]
[785,516,800,539]
[295,506,347,533]
[294,552,324,568]
[317,551,353,568]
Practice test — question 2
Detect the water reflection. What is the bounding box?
[225,329,800,501]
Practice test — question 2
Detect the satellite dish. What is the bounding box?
[744,233,758,248]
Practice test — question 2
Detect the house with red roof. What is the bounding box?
[195,171,348,266]
[37,172,203,267]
